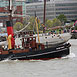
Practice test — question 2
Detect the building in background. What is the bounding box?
[26,0,77,23]
[0,0,26,27]
[26,0,50,3]
[13,0,26,24]
[0,0,77,27]
[55,0,77,21]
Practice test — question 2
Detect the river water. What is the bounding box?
[0,39,77,77]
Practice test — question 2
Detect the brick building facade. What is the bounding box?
[0,0,25,27]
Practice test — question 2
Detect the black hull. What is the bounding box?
[0,43,70,61]
[18,48,69,60]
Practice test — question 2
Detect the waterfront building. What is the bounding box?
[26,0,50,3]
[0,0,26,27]
[26,0,77,23]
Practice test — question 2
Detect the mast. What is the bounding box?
[35,17,40,43]
[43,0,46,33]
[9,0,12,21]
[35,9,40,43]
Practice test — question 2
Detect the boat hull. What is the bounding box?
[18,47,69,60]
[71,33,77,39]
[0,43,70,61]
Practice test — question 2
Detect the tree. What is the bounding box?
[23,16,30,27]
[45,19,53,28]
[27,16,35,30]
[57,14,67,26]
[26,16,41,32]
[45,18,61,28]
[14,22,23,31]
[52,18,61,27]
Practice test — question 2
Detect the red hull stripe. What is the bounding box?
[19,57,61,61]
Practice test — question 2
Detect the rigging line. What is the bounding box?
[15,22,30,33]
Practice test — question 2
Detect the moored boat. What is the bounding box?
[71,20,77,39]
[71,30,77,39]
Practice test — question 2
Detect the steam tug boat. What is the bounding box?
[0,21,71,61]
[0,0,71,61]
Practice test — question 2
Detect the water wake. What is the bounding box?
[0,59,19,63]
[29,59,43,62]
[1,59,10,62]
[62,53,76,59]
[67,53,76,58]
